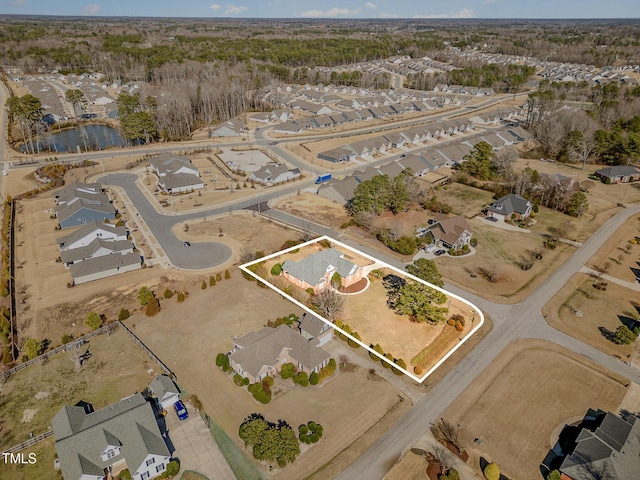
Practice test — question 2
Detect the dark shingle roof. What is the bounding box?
[487,194,531,216]
[282,248,358,287]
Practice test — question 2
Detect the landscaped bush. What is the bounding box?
[298,421,323,444]
[309,371,319,385]
[61,334,73,344]
[382,353,394,368]
[117,469,132,480]
[163,288,174,299]
[293,371,309,386]
[216,272,222,281]
[483,462,500,480]
[248,382,271,403]
[177,292,186,302]
[117,308,130,321]
[201,281,207,290]
[271,263,282,275]
[281,362,296,379]
[391,358,407,375]
[318,239,331,248]
[166,460,180,477]
[318,357,336,381]
[215,353,232,373]
[224,269,231,279]
[210,275,216,286]
[145,296,161,316]
[369,343,384,361]
[438,468,459,480]
[233,373,245,386]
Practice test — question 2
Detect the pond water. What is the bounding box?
[21,124,126,153]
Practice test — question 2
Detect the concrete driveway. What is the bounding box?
[164,403,235,480]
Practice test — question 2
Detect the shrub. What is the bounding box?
[348,331,362,348]
[225,269,230,279]
[248,382,271,403]
[145,296,161,316]
[281,362,296,379]
[263,375,274,387]
[216,272,222,281]
[137,286,153,306]
[439,468,459,480]
[163,289,174,299]
[319,239,331,248]
[22,338,42,360]
[189,394,203,411]
[299,424,308,435]
[309,371,319,385]
[306,287,315,295]
[117,308,130,321]
[177,292,185,302]
[392,358,407,375]
[166,459,180,477]
[210,275,216,286]
[201,281,207,290]
[216,353,232,372]
[233,373,245,386]
[118,469,132,480]
[293,371,309,386]
[414,365,423,375]
[483,462,500,480]
[271,263,282,275]
[85,311,102,331]
[61,334,73,345]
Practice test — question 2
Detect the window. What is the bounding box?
[141,472,150,480]
[156,464,164,473]
[146,458,155,466]
[106,449,118,459]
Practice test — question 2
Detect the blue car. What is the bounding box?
[174,400,188,420]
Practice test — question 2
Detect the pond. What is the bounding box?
[21,124,126,153]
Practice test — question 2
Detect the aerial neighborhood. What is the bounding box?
[1,13,640,480]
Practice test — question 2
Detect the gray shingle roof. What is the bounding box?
[70,251,141,280]
[149,375,179,400]
[150,152,195,176]
[229,325,330,379]
[487,193,531,216]
[60,238,133,265]
[56,221,127,248]
[595,165,640,178]
[282,248,358,287]
[52,394,170,480]
[159,172,204,191]
[55,200,116,221]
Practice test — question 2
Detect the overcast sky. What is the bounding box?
[1,0,639,19]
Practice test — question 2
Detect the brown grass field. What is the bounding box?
[127,271,412,480]
[441,339,629,480]
[544,273,640,360]
[0,327,161,480]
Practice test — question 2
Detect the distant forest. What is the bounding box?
[1,17,639,154]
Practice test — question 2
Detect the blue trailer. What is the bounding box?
[315,174,332,184]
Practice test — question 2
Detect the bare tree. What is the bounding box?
[429,444,452,472]
[433,418,467,452]
[311,289,345,322]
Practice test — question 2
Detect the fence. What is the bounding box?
[1,431,54,455]
[0,322,118,379]
[117,321,174,378]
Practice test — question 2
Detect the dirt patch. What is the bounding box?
[441,339,629,480]
[384,449,430,480]
[34,391,49,400]
[543,273,639,360]
[20,408,37,423]
[586,214,640,283]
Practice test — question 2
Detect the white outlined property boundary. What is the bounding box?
[239,235,484,383]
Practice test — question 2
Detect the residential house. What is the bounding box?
[594,166,640,184]
[281,247,363,294]
[150,153,203,194]
[398,154,432,176]
[318,147,355,164]
[70,251,142,285]
[149,153,199,178]
[558,410,640,480]
[486,193,532,221]
[158,173,205,194]
[421,215,473,252]
[209,117,247,137]
[298,312,334,345]
[377,162,406,179]
[228,324,331,383]
[60,238,134,269]
[148,375,180,410]
[57,221,128,251]
[52,394,171,480]
[53,181,106,206]
[317,176,360,205]
[56,201,117,230]
[248,164,301,185]
[249,112,271,123]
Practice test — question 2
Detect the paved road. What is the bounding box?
[335,204,640,480]
[99,173,232,269]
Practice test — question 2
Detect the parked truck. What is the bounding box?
[315,173,332,184]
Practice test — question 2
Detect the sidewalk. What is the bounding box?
[579,266,640,292]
